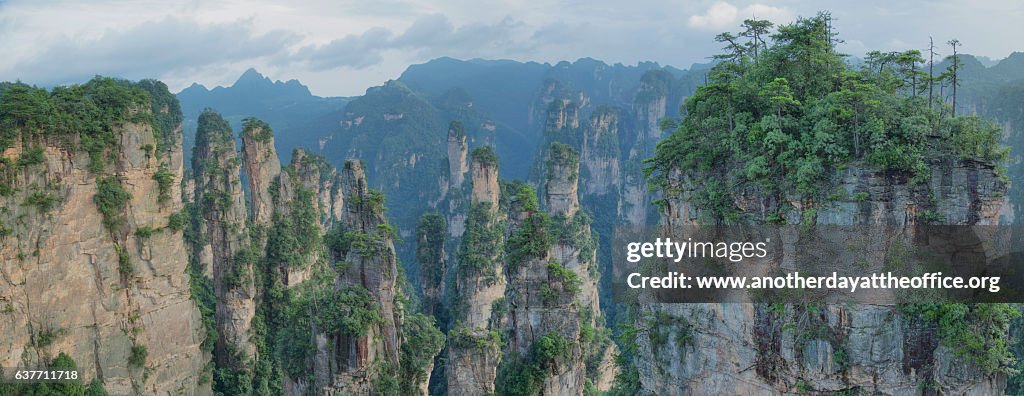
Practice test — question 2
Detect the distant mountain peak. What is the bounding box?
[998,51,1024,65]
[235,68,271,86]
[181,82,208,93]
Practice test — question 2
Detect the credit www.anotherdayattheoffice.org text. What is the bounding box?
[626,271,1001,293]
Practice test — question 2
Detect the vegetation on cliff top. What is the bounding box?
[242,117,274,142]
[471,145,499,168]
[641,11,1020,380]
[646,12,1008,220]
[191,109,235,177]
[0,77,180,173]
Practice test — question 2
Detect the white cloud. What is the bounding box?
[0,0,1020,96]
[284,14,529,71]
[5,17,299,86]
[688,2,739,30]
[743,4,792,23]
[688,2,793,31]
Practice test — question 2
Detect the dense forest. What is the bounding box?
[647,13,1006,214]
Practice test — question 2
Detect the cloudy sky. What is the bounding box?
[1,0,1021,97]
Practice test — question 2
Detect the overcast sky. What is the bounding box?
[1,0,1021,97]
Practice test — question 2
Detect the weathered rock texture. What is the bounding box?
[580,108,620,196]
[280,150,343,231]
[619,75,673,227]
[447,148,507,396]
[244,122,438,395]
[191,111,257,368]
[644,160,1009,395]
[317,160,405,394]
[546,147,604,327]
[445,121,471,238]
[0,113,209,394]
[416,212,447,319]
[503,144,617,395]
[545,144,581,217]
[240,121,281,227]
[447,121,469,191]
[440,143,617,395]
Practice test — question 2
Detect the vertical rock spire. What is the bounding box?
[447,146,507,395]
[470,146,500,207]
[545,142,581,216]
[240,118,281,227]
[192,110,257,367]
[309,159,403,394]
[417,212,448,319]
[448,121,469,189]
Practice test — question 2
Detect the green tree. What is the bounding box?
[740,18,773,59]
[943,38,962,116]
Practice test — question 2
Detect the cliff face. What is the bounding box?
[447,148,507,396]
[436,143,616,395]
[503,186,586,395]
[269,150,343,288]
[546,148,604,329]
[447,122,469,192]
[580,108,620,196]
[643,160,1009,395]
[0,87,208,394]
[334,160,403,392]
[500,144,616,395]
[544,144,581,217]
[417,212,447,320]
[236,120,440,396]
[470,153,500,206]
[240,119,281,227]
[281,150,343,230]
[445,122,470,238]
[191,111,257,369]
[618,76,675,227]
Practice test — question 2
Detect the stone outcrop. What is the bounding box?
[447,121,469,190]
[580,108,620,196]
[447,147,507,396]
[470,149,500,206]
[504,184,588,395]
[315,159,404,394]
[240,120,281,227]
[0,106,208,394]
[279,150,343,231]
[544,143,581,217]
[191,111,257,368]
[619,72,674,227]
[506,144,616,395]
[230,118,443,395]
[445,121,470,238]
[546,147,602,322]
[644,159,1010,395]
[546,98,582,131]
[416,212,447,320]
[442,143,617,395]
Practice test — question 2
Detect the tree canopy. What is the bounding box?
[646,12,1008,222]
